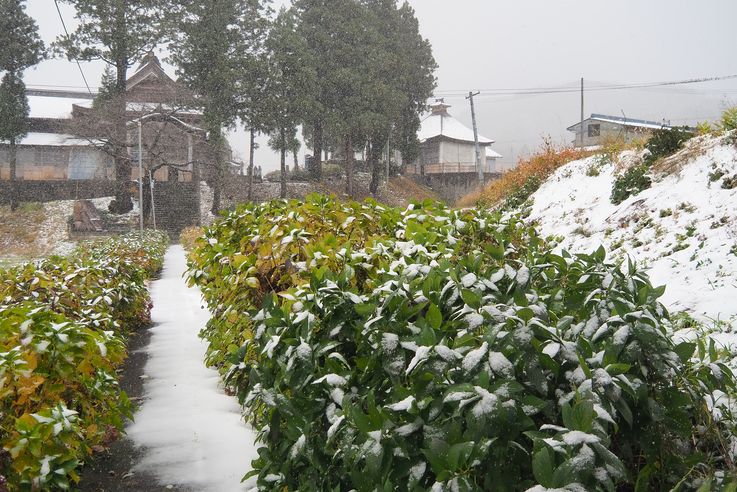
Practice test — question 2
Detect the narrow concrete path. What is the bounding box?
[127,245,258,491]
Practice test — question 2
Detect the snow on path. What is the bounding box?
[127,245,258,491]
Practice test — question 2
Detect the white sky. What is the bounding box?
[23,0,737,171]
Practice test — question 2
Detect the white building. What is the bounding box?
[567,113,673,148]
[409,101,502,175]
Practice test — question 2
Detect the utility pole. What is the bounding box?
[580,77,584,148]
[466,91,483,182]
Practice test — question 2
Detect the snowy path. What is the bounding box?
[127,245,258,491]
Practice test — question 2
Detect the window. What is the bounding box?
[588,123,601,137]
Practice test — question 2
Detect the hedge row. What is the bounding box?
[188,195,737,491]
[0,231,169,490]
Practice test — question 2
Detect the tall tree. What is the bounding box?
[56,0,171,213]
[292,0,338,183]
[0,0,44,212]
[362,0,436,195]
[263,7,316,199]
[169,0,270,213]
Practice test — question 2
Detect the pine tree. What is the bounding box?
[0,0,44,211]
[169,0,270,213]
[55,0,172,213]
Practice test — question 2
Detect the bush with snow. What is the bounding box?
[0,231,169,490]
[190,197,737,491]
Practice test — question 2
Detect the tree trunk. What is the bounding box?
[9,137,18,212]
[293,149,299,172]
[210,130,224,215]
[311,122,323,181]
[247,128,255,201]
[109,56,133,214]
[280,128,287,199]
[345,134,354,197]
[368,132,388,196]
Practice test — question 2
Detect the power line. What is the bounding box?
[434,74,737,97]
[53,0,92,95]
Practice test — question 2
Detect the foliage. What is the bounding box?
[188,196,737,491]
[0,231,168,490]
[610,163,651,205]
[292,0,436,190]
[168,0,270,212]
[501,175,542,211]
[0,0,44,73]
[0,73,30,144]
[644,127,693,165]
[719,107,737,132]
[179,226,204,252]
[457,142,594,208]
[263,7,317,198]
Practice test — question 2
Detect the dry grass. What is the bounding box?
[457,141,596,208]
[179,225,204,251]
[0,202,46,258]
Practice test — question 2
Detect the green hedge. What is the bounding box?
[0,231,168,490]
[188,196,737,491]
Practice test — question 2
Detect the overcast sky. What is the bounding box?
[24,0,737,171]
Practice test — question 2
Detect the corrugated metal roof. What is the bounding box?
[567,114,671,131]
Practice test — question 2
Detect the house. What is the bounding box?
[0,53,213,183]
[486,148,503,173]
[567,113,672,148]
[409,101,501,175]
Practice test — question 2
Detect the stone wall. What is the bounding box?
[152,181,200,237]
[0,179,117,206]
[411,172,501,204]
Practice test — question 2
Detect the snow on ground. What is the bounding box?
[526,135,737,329]
[127,246,258,491]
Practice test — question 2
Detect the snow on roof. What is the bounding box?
[27,95,93,119]
[567,114,672,132]
[486,148,503,159]
[418,106,493,145]
[18,132,92,147]
[27,95,203,120]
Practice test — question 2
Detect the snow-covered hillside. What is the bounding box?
[526,134,737,326]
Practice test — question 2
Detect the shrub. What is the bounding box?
[720,106,737,132]
[179,226,204,251]
[0,231,168,490]
[644,127,693,165]
[189,197,737,491]
[611,164,651,205]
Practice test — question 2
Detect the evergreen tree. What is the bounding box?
[55,0,172,213]
[362,0,436,194]
[263,7,317,198]
[92,65,117,109]
[0,0,44,211]
[169,0,270,212]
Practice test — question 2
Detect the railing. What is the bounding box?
[406,163,485,175]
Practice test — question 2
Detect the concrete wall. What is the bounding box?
[0,146,112,180]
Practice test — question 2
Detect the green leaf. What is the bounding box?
[426,303,442,330]
[674,342,696,363]
[447,441,475,471]
[532,446,555,487]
